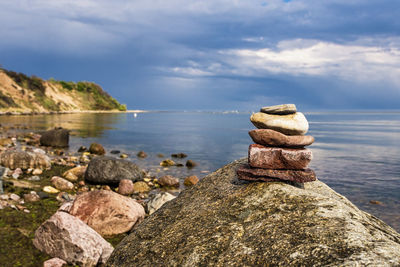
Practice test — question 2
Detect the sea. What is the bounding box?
[0,111,399,231]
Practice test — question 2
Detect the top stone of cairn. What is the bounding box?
[260,104,297,115]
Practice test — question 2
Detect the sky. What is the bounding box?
[0,0,399,111]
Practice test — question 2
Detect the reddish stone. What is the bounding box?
[184,175,199,186]
[237,164,316,183]
[249,129,314,148]
[33,211,113,266]
[248,144,312,170]
[69,190,145,236]
[118,179,134,195]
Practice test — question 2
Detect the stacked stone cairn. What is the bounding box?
[237,104,317,184]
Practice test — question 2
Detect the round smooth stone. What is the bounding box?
[250,112,309,135]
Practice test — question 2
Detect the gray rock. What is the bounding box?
[40,128,69,147]
[85,156,143,184]
[107,158,400,267]
[260,103,297,115]
[34,211,114,266]
[147,192,176,215]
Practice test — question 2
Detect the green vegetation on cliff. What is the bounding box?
[0,68,127,112]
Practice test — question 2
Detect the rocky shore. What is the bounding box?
[1,107,399,266]
[0,125,198,266]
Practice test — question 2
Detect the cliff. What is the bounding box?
[107,158,400,266]
[0,68,126,113]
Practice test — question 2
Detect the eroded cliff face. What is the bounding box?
[0,69,126,113]
[107,158,400,267]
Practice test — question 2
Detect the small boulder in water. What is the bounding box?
[185,160,197,168]
[137,151,147,158]
[85,156,143,184]
[160,159,175,167]
[40,128,69,147]
[89,143,106,155]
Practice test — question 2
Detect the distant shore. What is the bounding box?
[0,109,148,116]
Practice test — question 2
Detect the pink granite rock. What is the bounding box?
[118,179,134,195]
[237,164,316,183]
[249,129,314,148]
[33,211,113,266]
[248,144,312,170]
[43,257,67,267]
[69,190,145,236]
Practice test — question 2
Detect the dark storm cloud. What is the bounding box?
[0,0,399,110]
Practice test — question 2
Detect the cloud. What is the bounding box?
[1,0,400,109]
[168,38,400,86]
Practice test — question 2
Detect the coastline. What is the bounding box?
[0,109,148,116]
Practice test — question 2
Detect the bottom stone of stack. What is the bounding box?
[236,164,316,183]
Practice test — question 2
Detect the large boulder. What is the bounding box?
[40,128,69,147]
[69,190,145,236]
[33,211,113,266]
[0,150,51,170]
[107,159,400,266]
[85,156,143,184]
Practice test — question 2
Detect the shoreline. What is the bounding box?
[0,109,149,116]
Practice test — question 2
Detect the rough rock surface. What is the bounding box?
[0,150,51,170]
[260,103,297,115]
[107,159,400,266]
[147,192,177,215]
[248,144,312,169]
[237,164,316,183]
[250,112,309,135]
[249,129,314,147]
[40,128,69,147]
[34,211,114,267]
[69,190,145,236]
[85,156,143,184]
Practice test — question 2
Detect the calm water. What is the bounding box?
[0,111,399,231]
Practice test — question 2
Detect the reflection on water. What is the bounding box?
[0,111,399,231]
[0,113,126,138]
